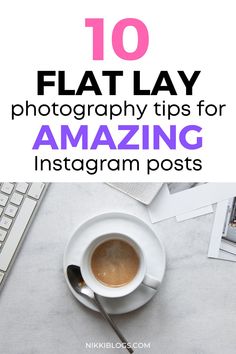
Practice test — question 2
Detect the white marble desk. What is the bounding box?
[0,183,235,354]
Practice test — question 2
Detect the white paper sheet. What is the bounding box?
[218,250,236,262]
[208,200,228,259]
[149,183,236,223]
[220,240,236,256]
[176,205,213,222]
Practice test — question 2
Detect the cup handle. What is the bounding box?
[142,274,160,290]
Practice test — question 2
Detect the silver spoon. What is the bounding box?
[67,264,134,354]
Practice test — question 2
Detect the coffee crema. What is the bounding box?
[91,239,140,287]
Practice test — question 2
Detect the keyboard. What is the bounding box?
[0,183,48,290]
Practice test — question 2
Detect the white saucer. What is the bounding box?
[63,212,166,315]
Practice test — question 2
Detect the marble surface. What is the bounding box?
[0,183,236,354]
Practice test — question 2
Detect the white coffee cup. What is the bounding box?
[81,233,160,298]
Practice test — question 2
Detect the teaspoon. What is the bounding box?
[67,264,134,353]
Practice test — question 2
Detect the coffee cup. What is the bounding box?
[80,233,160,298]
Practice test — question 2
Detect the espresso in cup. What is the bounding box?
[91,238,140,287]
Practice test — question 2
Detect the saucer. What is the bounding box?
[63,212,166,315]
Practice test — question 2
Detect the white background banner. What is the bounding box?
[0,0,235,181]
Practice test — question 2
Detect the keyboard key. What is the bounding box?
[0,194,8,206]
[0,207,3,216]
[0,271,4,285]
[0,198,37,271]
[1,183,14,195]
[10,193,23,206]
[16,183,29,194]
[0,229,7,242]
[28,183,45,200]
[5,204,18,218]
[0,216,12,230]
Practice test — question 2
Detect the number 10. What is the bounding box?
[85,18,149,61]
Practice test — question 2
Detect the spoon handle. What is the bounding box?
[94,294,134,353]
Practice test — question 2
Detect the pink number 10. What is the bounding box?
[85,18,149,61]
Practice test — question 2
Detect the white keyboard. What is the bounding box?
[0,183,48,290]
